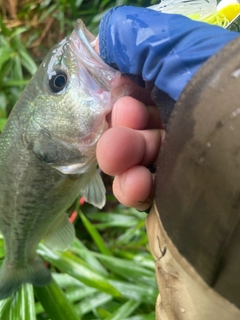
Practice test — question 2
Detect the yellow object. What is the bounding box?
[217,0,240,22]
[149,0,240,27]
[188,12,229,27]
[192,0,240,26]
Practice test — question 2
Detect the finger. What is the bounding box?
[113,165,153,210]
[111,96,149,129]
[139,129,163,166]
[97,126,163,176]
[111,96,162,129]
[97,127,145,176]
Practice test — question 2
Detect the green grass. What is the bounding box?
[0,205,157,319]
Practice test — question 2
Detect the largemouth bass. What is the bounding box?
[0,20,123,300]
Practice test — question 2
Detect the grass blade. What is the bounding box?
[109,279,157,305]
[125,314,156,320]
[0,119,7,131]
[75,292,113,316]
[79,211,112,256]
[34,278,80,320]
[70,238,108,276]
[92,252,156,286]
[19,50,37,75]
[9,27,29,40]
[38,243,121,297]
[0,285,36,320]
[105,300,140,320]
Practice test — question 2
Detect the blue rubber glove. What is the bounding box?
[99,6,239,102]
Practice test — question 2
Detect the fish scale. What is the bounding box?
[0,19,124,300]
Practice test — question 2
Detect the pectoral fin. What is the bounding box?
[43,214,75,251]
[80,170,106,209]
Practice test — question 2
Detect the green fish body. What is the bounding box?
[0,20,121,300]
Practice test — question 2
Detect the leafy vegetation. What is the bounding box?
[0,204,157,319]
[0,0,158,318]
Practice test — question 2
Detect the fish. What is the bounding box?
[0,19,126,300]
[149,0,240,27]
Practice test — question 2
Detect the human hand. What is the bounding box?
[96,93,164,211]
[94,38,164,211]
[95,5,238,211]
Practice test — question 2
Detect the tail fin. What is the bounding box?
[0,257,51,300]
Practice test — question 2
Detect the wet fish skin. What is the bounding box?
[0,20,121,300]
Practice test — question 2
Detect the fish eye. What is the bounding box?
[48,70,68,93]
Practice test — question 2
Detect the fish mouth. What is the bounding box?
[69,19,121,92]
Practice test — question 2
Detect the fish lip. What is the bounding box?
[69,19,121,91]
[71,19,105,65]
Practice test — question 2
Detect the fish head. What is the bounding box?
[30,19,121,157]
